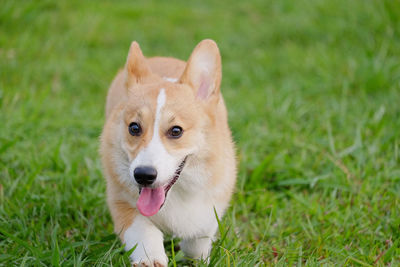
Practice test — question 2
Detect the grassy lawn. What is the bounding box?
[1,0,400,265]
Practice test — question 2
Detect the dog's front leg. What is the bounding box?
[180,236,213,262]
[124,216,168,267]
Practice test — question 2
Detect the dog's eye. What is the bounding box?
[167,126,183,138]
[129,122,142,136]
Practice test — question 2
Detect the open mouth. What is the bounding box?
[136,156,188,217]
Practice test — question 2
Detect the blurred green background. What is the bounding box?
[1,0,400,265]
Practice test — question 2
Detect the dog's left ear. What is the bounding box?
[179,39,222,100]
[125,41,152,87]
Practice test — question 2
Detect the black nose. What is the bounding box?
[134,166,157,186]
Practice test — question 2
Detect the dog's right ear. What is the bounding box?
[125,41,152,88]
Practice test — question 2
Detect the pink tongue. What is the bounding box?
[137,187,165,217]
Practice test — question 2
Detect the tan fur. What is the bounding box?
[147,57,185,78]
[110,199,138,240]
[106,53,185,119]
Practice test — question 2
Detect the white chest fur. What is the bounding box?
[149,183,220,239]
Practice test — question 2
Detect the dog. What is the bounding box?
[100,39,236,266]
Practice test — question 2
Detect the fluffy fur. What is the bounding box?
[100,39,236,266]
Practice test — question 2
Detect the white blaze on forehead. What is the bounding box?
[155,89,166,128]
[129,88,180,187]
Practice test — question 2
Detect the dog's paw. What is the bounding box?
[132,259,167,267]
[129,244,168,267]
[131,253,168,267]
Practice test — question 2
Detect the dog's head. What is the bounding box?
[102,40,222,217]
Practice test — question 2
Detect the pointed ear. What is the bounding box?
[125,41,152,87]
[179,39,222,100]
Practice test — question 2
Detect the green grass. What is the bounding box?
[1,0,400,266]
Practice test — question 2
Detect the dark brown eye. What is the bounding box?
[168,126,183,138]
[129,122,142,136]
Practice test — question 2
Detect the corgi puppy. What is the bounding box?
[100,39,236,266]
